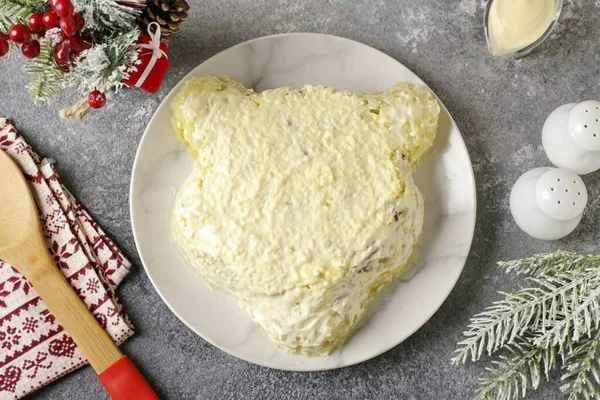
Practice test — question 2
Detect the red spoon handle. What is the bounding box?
[98,356,159,400]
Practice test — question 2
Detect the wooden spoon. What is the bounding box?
[0,150,158,399]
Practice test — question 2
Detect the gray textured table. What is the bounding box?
[1,0,599,398]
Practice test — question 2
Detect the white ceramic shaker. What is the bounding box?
[542,100,600,174]
[510,167,588,240]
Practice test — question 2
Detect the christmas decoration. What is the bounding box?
[42,10,59,28]
[0,0,189,120]
[9,23,30,42]
[453,252,600,400]
[88,89,105,108]
[27,12,43,31]
[0,37,8,56]
[53,0,73,17]
[122,22,169,93]
[58,14,76,36]
[72,11,83,29]
[138,0,188,40]
[21,37,40,57]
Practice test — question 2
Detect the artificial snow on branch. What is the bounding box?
[453,252,600,400]
[474,337,558,400]
[1,0,185,118]
[72,0,142,37]
[561,333,600,400]
[67,28,139,95]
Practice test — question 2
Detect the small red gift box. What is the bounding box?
[123,24,169,94]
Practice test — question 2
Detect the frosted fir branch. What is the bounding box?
[533,269,600,348]
[451,289,540,364]
[499,252,600,278]
[453,252,600,399]
[0,0,47,32]
[72,0,142,37]
[24,39,66,103]
[561,332,600,400]
[533,268,600,349]
[10,0,46,12]
[452,282,564,365]
[453,254,600,365]
[0,0,31,32]
[474,337,558,400]
[67,28,139,95]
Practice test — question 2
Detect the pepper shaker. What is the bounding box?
[510,167,588,240]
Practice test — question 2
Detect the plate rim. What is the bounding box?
[130,32,477,371]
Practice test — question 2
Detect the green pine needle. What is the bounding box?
[454,252,600,400]
[452,279,567,365]
[72,0,142,37]
[24,40,66,103]
[534,274,600,350]
[475,337,558,400]
[1,3,28,32]
[561,333,600,400]
[1,0,143,105]
[499,252,600,278]
[0,0,48,32]
[10,0,47,12]
[67,28,140,95]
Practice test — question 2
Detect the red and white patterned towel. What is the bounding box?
[0,118,134,399]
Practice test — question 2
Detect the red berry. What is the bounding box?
[67,34,90,52]
[59,16,77,37]
[59,37,71,47]
[0,40,9,57]
[0,32,8,42]
[21,39,40,58]
[9,24,30,43]
[72,13,84,30]
[52,0,74,17]
[27,13,44,32]
[88,90,106,109]
[42,11,60,28]
[53,41,70,71]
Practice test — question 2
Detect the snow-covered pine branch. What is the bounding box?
[73,0,142,37]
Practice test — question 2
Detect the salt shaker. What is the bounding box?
[543,101,600,175]
[510,167,588,240]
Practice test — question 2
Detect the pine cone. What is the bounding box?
[138,0,190,40]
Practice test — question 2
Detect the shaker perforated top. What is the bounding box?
[569,100,600,151]
[535,168,587,221]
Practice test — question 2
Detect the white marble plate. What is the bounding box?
[130,33,476,371]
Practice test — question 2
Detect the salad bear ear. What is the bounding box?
[172,76,440,169]
[378,83,440,167]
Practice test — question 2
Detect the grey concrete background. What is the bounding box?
[1,0,599,398]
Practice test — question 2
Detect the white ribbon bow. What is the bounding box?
[134,22,167,88]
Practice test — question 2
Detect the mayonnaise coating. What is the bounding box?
[171,76,439,355]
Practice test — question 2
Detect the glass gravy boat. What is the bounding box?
[484,0,564,58]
